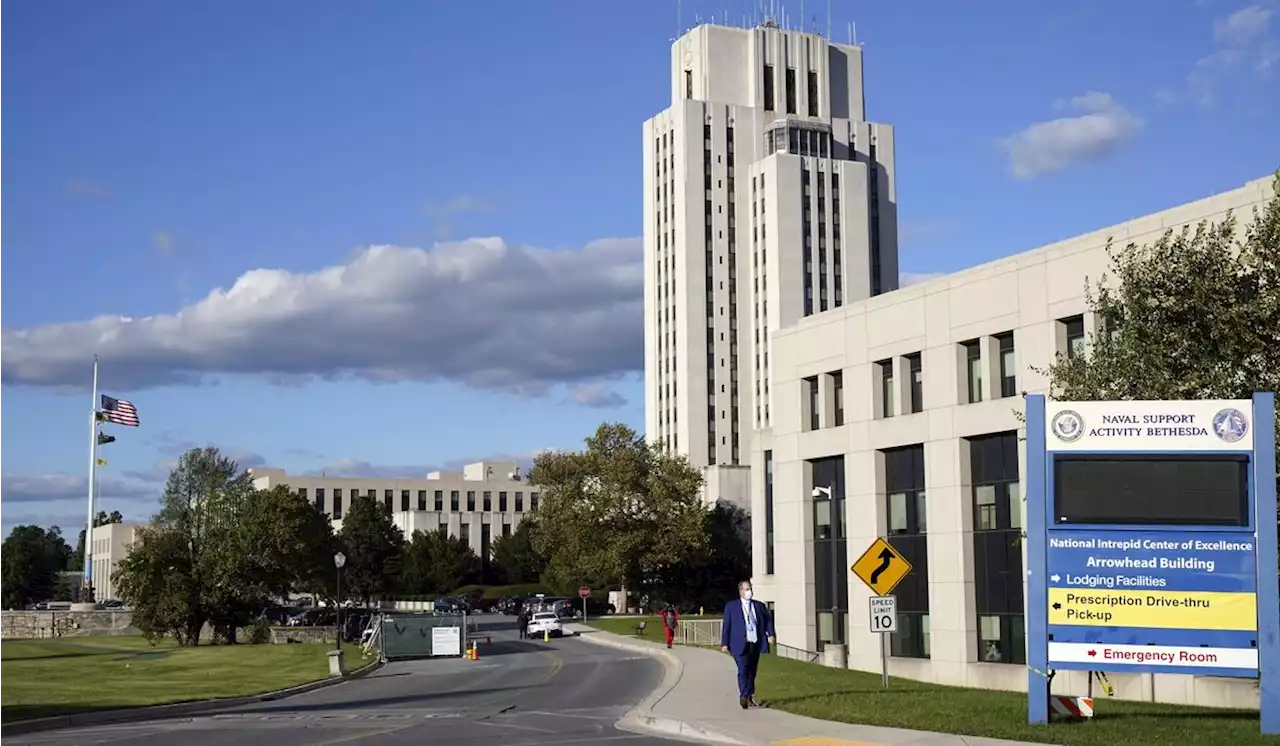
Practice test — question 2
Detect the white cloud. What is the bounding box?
[568,383,628,409]
[1186,5,1276,107]
[1,236,644,395]
[1214,5,1272,47]
[1001,92,1143,179]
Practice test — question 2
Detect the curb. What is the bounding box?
[573,628,746,746]
[1,654,385,737]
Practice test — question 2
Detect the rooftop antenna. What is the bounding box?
[800,0,805,30]
[677,0,681,36]
[847,21,852,44]
[853,20,859,45]
[826,0,832,38]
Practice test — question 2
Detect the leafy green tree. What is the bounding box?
[244,485,336,601]
[400,527,479,594]
[338,492,404,603]
[112,526,200,644]
[1039,174,1279,466]
[70,510,122,572]
[528,423,707,605]
[1,526,72,609]
[490,519,544,585]
[650,502,751,611]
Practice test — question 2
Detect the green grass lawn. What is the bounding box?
[756,655,1278,746]
[585,615,665,641]
[1,636,341,723]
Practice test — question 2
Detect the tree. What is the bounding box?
[113,447,262,644]
[338,493,404,603]
[1,526,72,609]
[528,423,707,605]
[1039,174,1280,463]
[490,519,544,585]
[70,510,123,572]
[400,527,479,594]
[650,502,752,611]
[243,485,336,602]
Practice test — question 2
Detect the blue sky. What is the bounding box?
[3,0,1277,535]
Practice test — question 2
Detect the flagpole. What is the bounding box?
[83,355,100,602]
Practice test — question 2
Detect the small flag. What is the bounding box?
[97,432,117,445]
[97,458,108,466]
[99,395,140,427]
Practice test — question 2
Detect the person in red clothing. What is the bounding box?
[660,603,679,648]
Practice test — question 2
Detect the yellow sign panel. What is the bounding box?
[1048,588,1258,631]
[850,538,912,596]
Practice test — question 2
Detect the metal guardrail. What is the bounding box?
[773,642,820,664]
[678,618,722,646]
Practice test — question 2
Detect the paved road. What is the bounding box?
[10,617,687,746]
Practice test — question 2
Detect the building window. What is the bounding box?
[417,490,428,511]
[784,68,797,114]
[383,489,393,513]
[883,445,929,659]
[298,487,308,502]
[684,69,692,98]
[969,432,1024,665]
[907,353,923,413]
[315,488,325,513]
[460,523,469,544]
[499,491,508,512]
[450,490,460,511]
[515,491,524,512]
[963,340,983,403]
[763,64,775,110]
[483,491,492,511]
[878,359,895,417]
[464,491,475,511]
[333,489,344,520]
[811,456,847,651]
[434,490,444,511]
[804,376,820,430]
[1062,315,1086,359]
[530,492,540,511]
[502,523,511,537]
[765,450,775,575]
[481,523,492,579]
[807,70,819,117]
[832,371,844,426]
[996,333,1016,398]
[401,490,411,512]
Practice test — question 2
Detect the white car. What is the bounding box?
[527,611,564,638]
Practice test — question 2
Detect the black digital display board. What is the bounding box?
[1053,454,1250,526]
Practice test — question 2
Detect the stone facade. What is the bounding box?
[0,610,137,639]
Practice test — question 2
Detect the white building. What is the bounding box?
[750,175,1275,708]
[249,461,539,569]
[89,522,146,602]
[642,21,898,509]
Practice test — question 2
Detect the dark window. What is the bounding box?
[969,432,1024,664]
[315,488,325,513]
[499,491,508,512]
[530,492,540,511]
[502,523,511,537]
[450,490,460,511]
[515,491,524,512]
[460,523,469,544]
[883,445,929,659]
[1054,455,1249,527]
[417,490,427,511]
[811,456,848,650]
[333,489,343,520]
[907,353,923,413]
[879,359,895,418]
[298,487,308,502]
[401,490,411,512]
[996,333,1016,398]
[785,68,797,114]
[684,69,692,98]
[481,523,491,578]
[832,371,844,426]
[483,491,492,512]
[467,491,476,511]
[383,489,394,513]
[963,340,983,403]
[434,490,444,511]
[807,70,819,116]
[804,376,820,430]
[1062,315,1086,359]
[765,450,776,574]
[763,64,775,110]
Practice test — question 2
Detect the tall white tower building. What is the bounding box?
[642,21,899,507]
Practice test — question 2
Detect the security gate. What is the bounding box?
[378,612,468,661]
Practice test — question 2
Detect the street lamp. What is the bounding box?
[333,552,346,653]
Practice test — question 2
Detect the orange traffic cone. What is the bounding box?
[472,641,480,660]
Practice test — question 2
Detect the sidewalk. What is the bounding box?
[567,623,1048,746]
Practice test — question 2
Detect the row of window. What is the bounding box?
[298,487,540,519]
[761,63,819,117]
[653,128,679,450]
[788,431,1024,663]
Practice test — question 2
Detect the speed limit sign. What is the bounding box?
[869,595,898,633]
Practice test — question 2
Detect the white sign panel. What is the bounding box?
[869,595,897,633]
[1048,642,1258,670]
[432,625,462,657]
[1045,399,1253,452]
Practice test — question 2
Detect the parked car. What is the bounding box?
[526,611,564,639]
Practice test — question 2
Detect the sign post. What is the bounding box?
[579,585,591,621]
[852,537,913,690]
[1025,394,1277,733]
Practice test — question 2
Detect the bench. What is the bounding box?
[634,621,647,637]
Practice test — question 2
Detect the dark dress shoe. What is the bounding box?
[739,696,749,710]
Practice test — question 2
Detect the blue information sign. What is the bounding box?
[1025,393,1278,734]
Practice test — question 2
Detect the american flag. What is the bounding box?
[100,395,140,427]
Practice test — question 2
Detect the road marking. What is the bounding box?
[518,709,616,720]
[475,720,559,734]
[306,723,414,746]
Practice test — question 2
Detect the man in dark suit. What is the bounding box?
[720,579,775,709]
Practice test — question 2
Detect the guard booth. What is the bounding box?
[1025,394,1278,734]
[376,612,468,662]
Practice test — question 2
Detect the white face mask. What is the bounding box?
[742,589,753,601]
